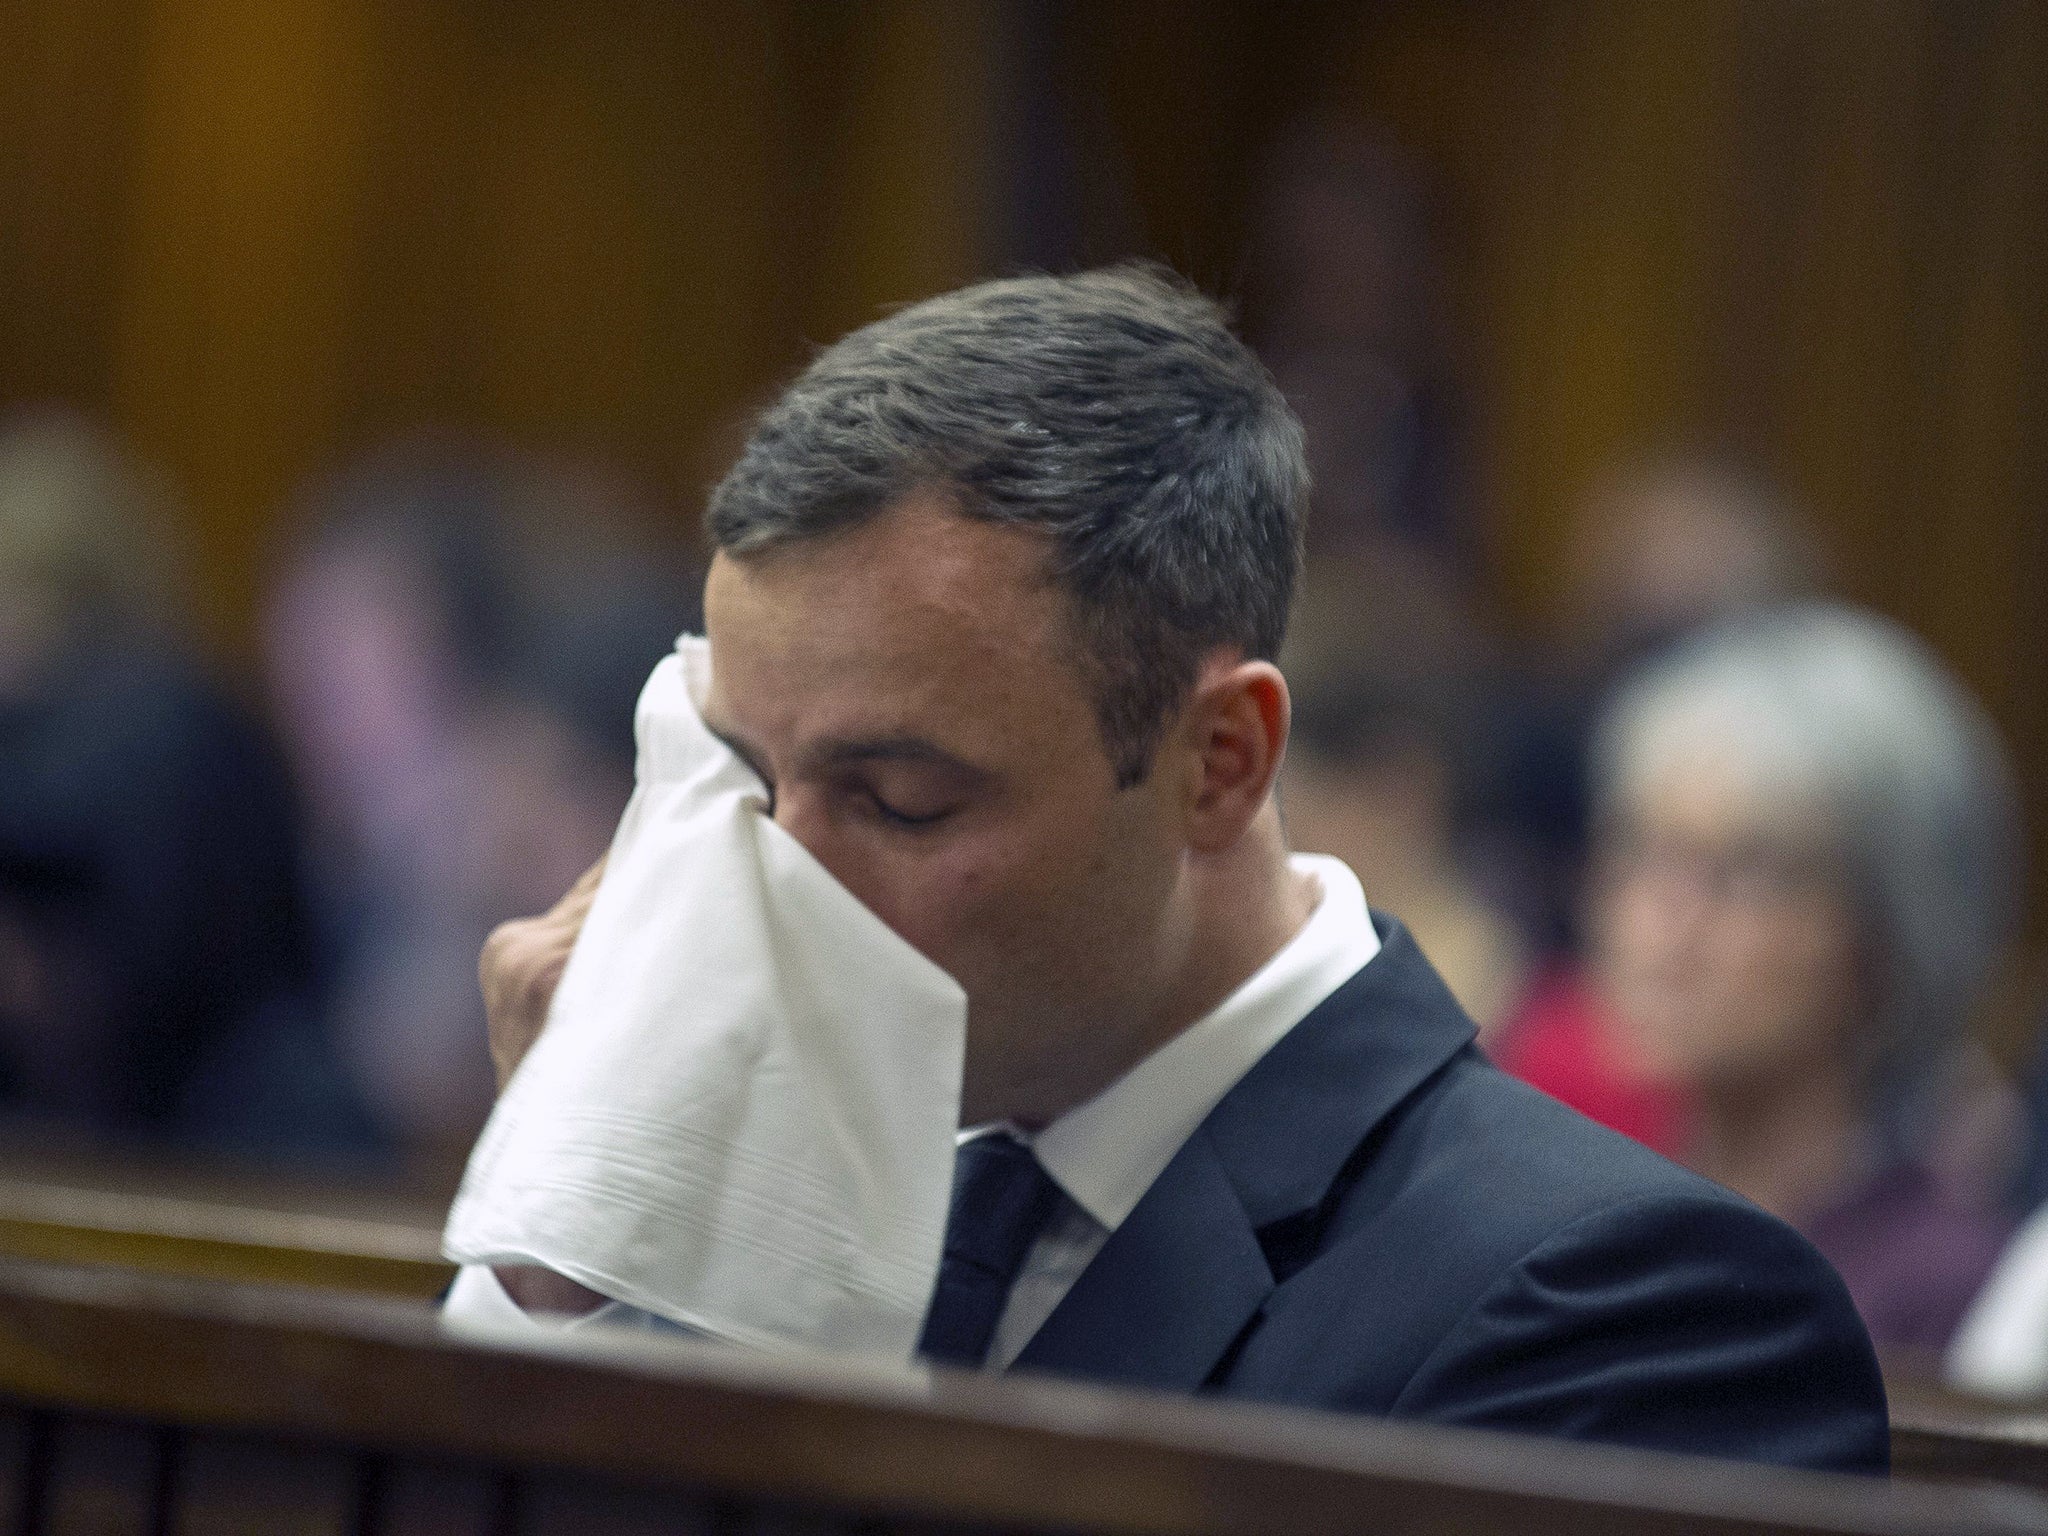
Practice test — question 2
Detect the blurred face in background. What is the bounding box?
[1590,753,1865,1095]
[1563,460,1817,677]
[266,535,462,843]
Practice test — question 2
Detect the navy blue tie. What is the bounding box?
[916,1133,1061,1366]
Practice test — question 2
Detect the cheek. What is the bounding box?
[1594,879,1684,986]
[793,780,1164,1011]
[879,861,986,972]
[1722,901,1859,1024]
[876,819,1141,1015]
[1593,899,1692,1066]
[1637,905,1859,1080]
[805,828,1020,987]
[1594,888,1761,1075]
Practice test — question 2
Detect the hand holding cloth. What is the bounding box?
[443,637,967,1357]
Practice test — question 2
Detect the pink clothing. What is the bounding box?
[1492,968,1693,1161]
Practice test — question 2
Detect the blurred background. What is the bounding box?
[4,0,2046,1356]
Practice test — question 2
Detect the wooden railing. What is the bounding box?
[3,1153,2048,1522]
[0,1150,452,1301]
[0,1258,2043,1536]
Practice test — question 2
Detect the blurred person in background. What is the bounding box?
[1249,113,1533,1036]
[1944,1036,2048,1396]
[1561,455,1824,677]
[1480,452,1826,961]
[1280,557,1527,1035]
[1489,454,1826,1156]
[265,444,694,1174]
[0,408,374,1160]
[1555,604,2021,1356]
[1247,118,1469,572]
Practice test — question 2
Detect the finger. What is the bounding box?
[554,854,608,920]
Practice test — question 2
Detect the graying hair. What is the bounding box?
[1593,602,2022,1152]
[706,264,1309,787]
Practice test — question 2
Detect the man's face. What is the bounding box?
[701,492,1190,1126]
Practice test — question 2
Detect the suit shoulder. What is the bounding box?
[1234,1048,1884,1467]
[1383,1161,1886,1470]
[1396,1052,1872,1318]
[1249,1047,1854,1392]
[1338,1044,1757,1246]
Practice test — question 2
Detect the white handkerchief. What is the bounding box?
[443,636,967,1358]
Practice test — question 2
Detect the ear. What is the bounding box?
[1179,657,1290,855]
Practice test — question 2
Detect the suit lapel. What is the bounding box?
[1203,918,1478,1228]
[1011,1125,1272,1390]
[1011,915,1478,1390]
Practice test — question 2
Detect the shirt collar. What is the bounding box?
[1019,853,1379,1232]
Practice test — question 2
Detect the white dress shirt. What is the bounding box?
[444,852,1380,1363]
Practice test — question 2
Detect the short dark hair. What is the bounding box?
[706,263,1308,787]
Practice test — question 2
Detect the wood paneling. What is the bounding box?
[7,0,2048,944]
[1888,1369,2048,1493]
[0,1179,449,1299]
[0,0,1000,653]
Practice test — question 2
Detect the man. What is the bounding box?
[450,265,1888,1472]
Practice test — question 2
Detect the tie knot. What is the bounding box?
[944,1133,1060,1278]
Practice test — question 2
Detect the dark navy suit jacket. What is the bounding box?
[1009,917,1890,1474]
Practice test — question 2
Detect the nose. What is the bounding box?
[766,788,853,886]
[1633,859,1720,971]
[768,786,818,850]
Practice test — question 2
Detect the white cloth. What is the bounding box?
[441,636,967,1359]
[447,851,1381,1368]
[1947,1202,2048,1399]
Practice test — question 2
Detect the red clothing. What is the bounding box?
[1492,968,1693,1161]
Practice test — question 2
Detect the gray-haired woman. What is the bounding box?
[1584,601,2021,1355]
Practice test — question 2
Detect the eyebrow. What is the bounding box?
[701,718,773,785]
[702,716,986,784]
[814,735,982,774]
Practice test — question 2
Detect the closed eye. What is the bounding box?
[866,791,954,830]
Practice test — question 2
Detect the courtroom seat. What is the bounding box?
[0,1258,2043,1536]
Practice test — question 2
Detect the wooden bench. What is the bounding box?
[0,1149,452,1300]
[0,1258,2045,1536]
